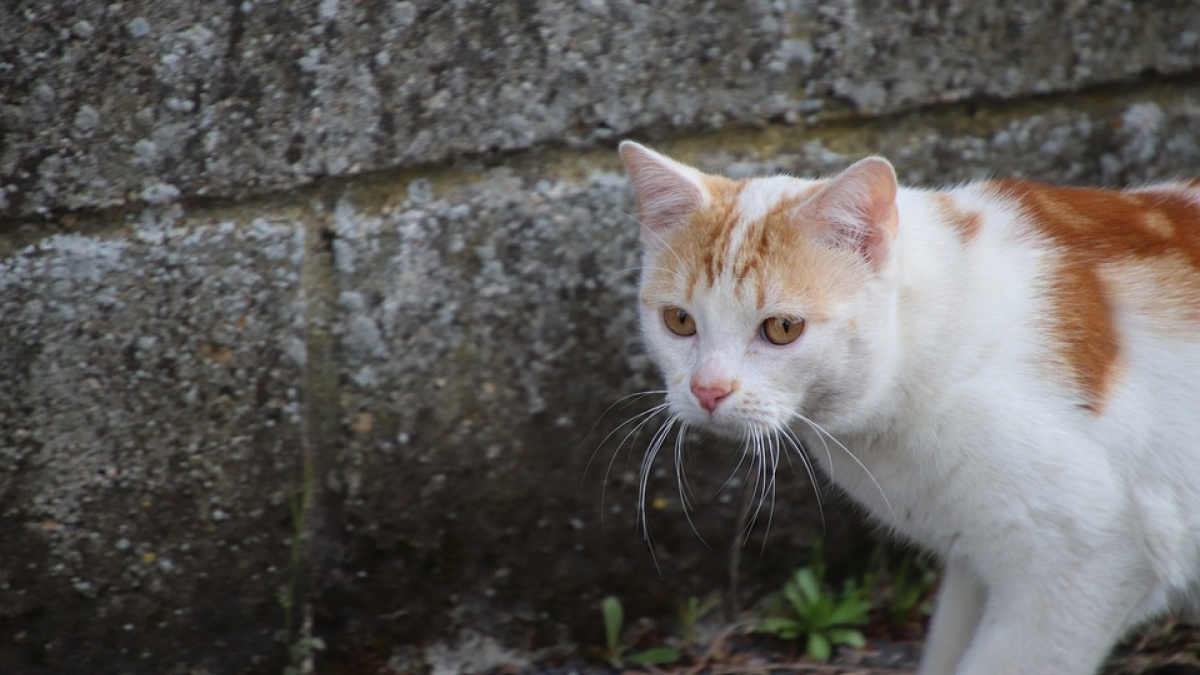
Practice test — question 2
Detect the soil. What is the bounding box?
[491,618,1200,675]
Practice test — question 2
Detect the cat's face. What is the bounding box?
[621,142,901,437]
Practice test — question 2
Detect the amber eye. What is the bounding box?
[762,316,805,345]
[662,306,697,337]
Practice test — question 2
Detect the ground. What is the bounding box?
[496,617,1200,675]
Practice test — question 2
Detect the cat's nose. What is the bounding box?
[691,380,733,413]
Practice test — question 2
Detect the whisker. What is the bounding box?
[583,390,669,480]
[738,430,757,539]
[790,413,834,481]
[674,422,712,550]
[595,399,669,455]
[717,434,754,497]
[673,423,697,514]
[743,427,770,540]
[638,414,678,541]
[596,402,670,524]
[780,426,826,532]
[788,411,895,520]
[592,389,670,425]
[598,403,670,475]
[621,409,672,577]
[757,429,782,552]
[753,428,773,530]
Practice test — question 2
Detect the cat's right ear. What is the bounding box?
[619,141,710,238]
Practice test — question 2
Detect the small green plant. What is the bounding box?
[860,544,938,636]
[677,595,720,648]
[283,635,325,675]
[880,552,937,627]
[755,547,872,662]
[601,595,683,669]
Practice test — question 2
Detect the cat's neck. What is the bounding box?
[845,185,1032,435]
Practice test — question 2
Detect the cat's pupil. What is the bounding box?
[662,306,697,337]
[762,316,805,345]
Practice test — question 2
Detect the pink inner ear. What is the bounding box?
[619,142,707,234]
[810,157,899,268]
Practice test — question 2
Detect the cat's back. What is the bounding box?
[987,176,1200,297]
[808,173,1200,464]
[1016,178,1200,403]
[924,177,1200,417]
[888,176,1200,501]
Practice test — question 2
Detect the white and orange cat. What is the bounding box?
[618,140,1200,675]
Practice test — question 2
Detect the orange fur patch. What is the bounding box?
[934,194,984,242]
[992,179,1200,412]
[641,179,860,322]
[694,176,744,286]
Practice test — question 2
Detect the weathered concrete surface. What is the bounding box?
[0,208,306,672]
[3,1,1200,673]
[321,163,837,665]
[2,0,1198,218]
[3,76,1198,673]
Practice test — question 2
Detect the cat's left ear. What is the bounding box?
[809,157,899,270]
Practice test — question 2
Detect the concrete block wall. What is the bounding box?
[2,1,1199,673]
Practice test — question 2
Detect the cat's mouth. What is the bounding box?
[677,401,781,440]
[693,414,747,439]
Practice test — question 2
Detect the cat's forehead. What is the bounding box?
[727,175,820,225]
[642,174,867,318]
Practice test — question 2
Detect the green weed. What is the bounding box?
[754,545,871,662]
[678,594,720,648]
[860,544,938,636]
[601,595,683,669]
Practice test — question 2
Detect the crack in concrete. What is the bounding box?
[1,72,1197,237]
[289,194,344,640]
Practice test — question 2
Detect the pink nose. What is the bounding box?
[691,380,733,413]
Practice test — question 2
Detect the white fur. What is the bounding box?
[625,149,1200,675]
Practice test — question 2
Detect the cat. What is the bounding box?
[617,140,1200,675]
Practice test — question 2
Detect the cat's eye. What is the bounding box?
[662,306,697,337]
[762,316,805,345]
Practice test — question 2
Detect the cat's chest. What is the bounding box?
[800,425,964,548]
[795,403,1087,555]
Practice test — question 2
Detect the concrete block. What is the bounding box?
[0,1,1198,666]
[2,1,1197,217]
[0,207,306,672]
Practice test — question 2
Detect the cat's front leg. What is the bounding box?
[950,553,1144,675]
[917,559,985,675]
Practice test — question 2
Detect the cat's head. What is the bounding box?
[620,141,902,438]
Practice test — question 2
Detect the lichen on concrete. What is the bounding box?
[2,82,1200,673]
[3,1,1198,218]
[0,204,306,672]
